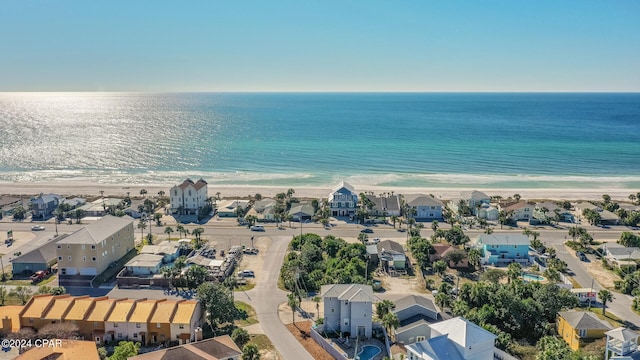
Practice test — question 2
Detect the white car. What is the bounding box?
[31,226,45,231]
[250,225,265,232]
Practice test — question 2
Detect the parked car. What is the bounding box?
[360,228,374,234]
[237,270,255,278]
[243,248,259,254]
[31,225,45,231]
[250,225,265,232]
[576,251,587,261]
[30,270,49,283]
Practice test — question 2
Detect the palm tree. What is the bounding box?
[382,312,400,342]
[74,209,85,224]
[431,220,439,232]
[507,262,522,283]
[137,220,147,242]
[433,260,447,278]
[164,226,174,239]
[598,289,613,315]
[390,215,398,228]
[287,292,300,325]
[467,248,481,270]
[176,224,185,238]
[140,189,147,197]
[157,190,165,198]
[513,194,521,201]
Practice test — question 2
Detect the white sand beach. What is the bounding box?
[0,180,635,202]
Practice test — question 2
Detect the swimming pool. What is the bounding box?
[522,273,545,282]
[355,345,381,360]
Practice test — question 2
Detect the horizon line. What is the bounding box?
[2,90,640,94]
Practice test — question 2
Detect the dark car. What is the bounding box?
[576,251,587,261]
[360,228,374,233]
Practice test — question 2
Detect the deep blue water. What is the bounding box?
[0,92,638,188]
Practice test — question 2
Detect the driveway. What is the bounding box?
[236,235,314,360]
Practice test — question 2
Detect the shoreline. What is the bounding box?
[0,180,636,202]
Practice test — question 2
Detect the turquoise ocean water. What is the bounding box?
[0,92,639,189]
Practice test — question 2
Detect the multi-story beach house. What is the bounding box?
[366,194,401,217]
[321,284,374,338]
[56,215,134,279]
[170,178,209,215]
[406,317,499,360]
[500,200,535,221]
[328,181,358,218]
[393,295,440,345]
[476,233,530,266]
[448,190,491,217]
[31,193,62,219]
[403,194,445,221]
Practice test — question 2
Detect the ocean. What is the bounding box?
[0,92,639,189]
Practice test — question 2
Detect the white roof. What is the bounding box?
[140,241,180,255]
[320,284,375,302]
[429,317,497,349]
[477,233,530,246]
[125,254,163,268]
[606,327,639,342]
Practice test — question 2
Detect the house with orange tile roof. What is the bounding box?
[15,339,100,360]
[125,299,162,345]
[148,300,181,345]
[62,295,105,340]
[84,297,120,344]
[171,300,202,344]
[0,305,23,334]
[105,298,139,342]
[19,294,71,330]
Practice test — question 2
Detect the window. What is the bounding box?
[133,333,138,338]
[174,190,177,196]
[29,318,34,323]
[92,257,96,261]
[188,190,192,196]
[57,245,61,249]
[94,322,99,328]
[579,329,587,337]
[114,323,118,328]
[68,256,72,261]
[58,256,63,261]
[91,245,96,249]
[67,244,71,249]
[429,213,435,217]
[117,333,122,339]
[157,323,161,329]
[82,256,86,262]
[179,324,184,329]
[136,323,141,328]
[364,313,367,317]
[331,308,335,313]
[417,336,426,342]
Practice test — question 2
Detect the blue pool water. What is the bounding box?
[356,345,381,360]
[522,273,545,282]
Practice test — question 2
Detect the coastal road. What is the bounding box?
[235,235,314,360]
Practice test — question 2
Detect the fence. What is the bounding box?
[309,326,349,360]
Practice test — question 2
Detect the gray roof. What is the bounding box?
[366,245,379,256]
[394,295,439,314]
[535,202,560,213]
[429,316,497,349]
[396,318,431,334]
[58,215,133,245]
[603,243,640,259]
[377,240,404,255]
[12,234,70,265]
[366,195,400,212]
[289,202,315,216]
[477,233,530,246]
[404,194,444,208]
[32,193,61,205]
[320,284,375,302]
[576,201,600,211]
[140,241,180,255]
[460,190,490,201]
[600,210,620,221]
[559,311,612,331]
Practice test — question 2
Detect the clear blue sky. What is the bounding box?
[1,1,639,92]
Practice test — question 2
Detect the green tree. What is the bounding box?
[98,347,107,360]
[185,265,208,289]
[110,341,141,360]
[481,269,506,284]
[444,249,467,268]
[197,282,236,334]
[507,262,522,282]
[176,224,185,238]
[467,248,482,269]
[9,286,32,305]
[376,299,395,319]
[568,226,587,242]
[313,296,321,320]
[242,343,261,360]
[287,292,300,325]
[598,289,613,315]
[74,208,85,224]
[164,226,174,239]
[137,219,147,241]
[382,312,400,340]
[433,260,447,278]
[232,328,250,348]
[535,336,572,360]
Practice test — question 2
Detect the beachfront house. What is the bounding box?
[170,178,209,215]
[328,181,358,218]
[406,317,498,360]
[477,203,499,221]
[216,199,249,217]
[288,201,315,222]
[321,284,374,338]
[31,193,62,219]
[476,233,530,266]
[557,311,612,350]
[366,194,401,217]
[448,190,491,217]
[500,200,535,221]
[403,194,444,221]
[393,295,441,345]
[533,201,575,224]
[57,215,134,283]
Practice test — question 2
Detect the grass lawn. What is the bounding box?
[235,301,258,326]
[235,283,256,292]
[249,334,282,359]
[568,277,582,288]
